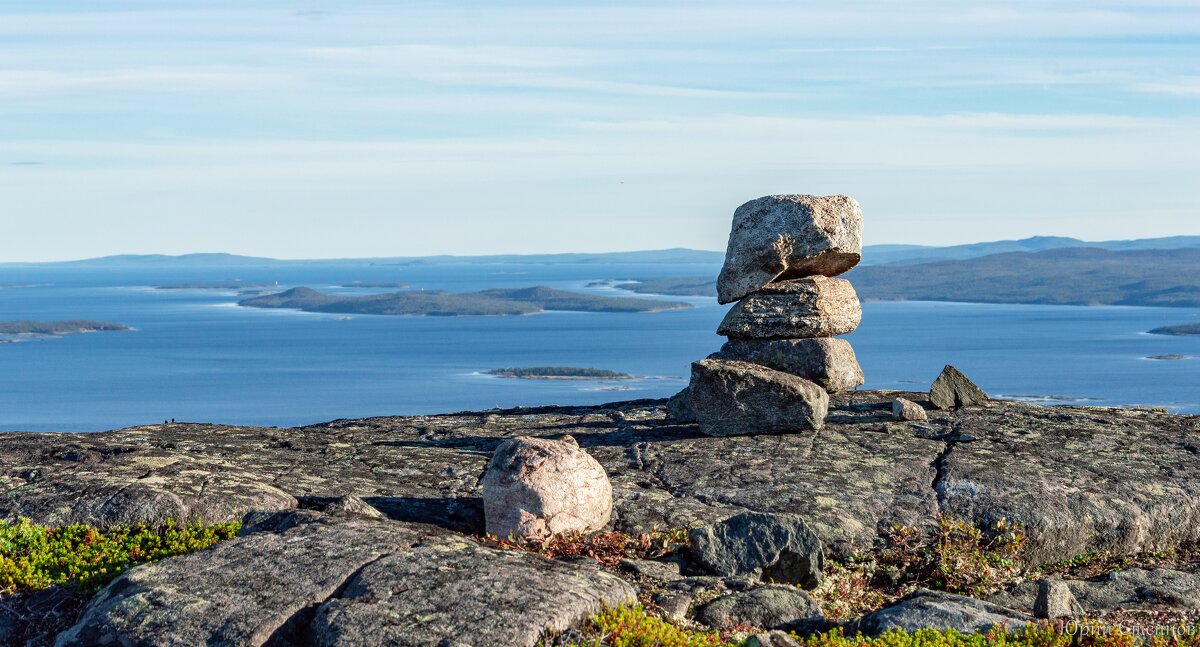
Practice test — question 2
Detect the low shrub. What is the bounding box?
[565,604,726,646]
[0,517,241,594]
[484,528,689,568]
[564,606,1199,647]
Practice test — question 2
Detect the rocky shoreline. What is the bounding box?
[1,394,1198,644]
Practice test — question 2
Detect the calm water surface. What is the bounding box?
[0,262,1197,431]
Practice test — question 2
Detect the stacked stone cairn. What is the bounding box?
[682,194,865,436]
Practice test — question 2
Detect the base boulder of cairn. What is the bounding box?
[711,337,864,393]
[929,365,989,410]
[717,277,861,340]
[689,359,829,436]
[481,436,612,539]
[717,194,863,304]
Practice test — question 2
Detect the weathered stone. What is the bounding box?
[653,591,695,622]
[322,494,384,519]
[696,585,823,631]
[481,436,612,539]
[717,278,861,340]
[990,568,1200,613]
[58,511,635,647]
[717,194,863,304]
[666,387,697,423]
[309,534,636,647]
[929,365,989,409]
[853,590,1028,636]
[892,398,928,421]
[746,631,804,647]
[57,510,428,646]
[618,557,682,581]
[689,512,824,588]
[711,338,864,393]
[1033,579,1082,619]
[689,359,829,436]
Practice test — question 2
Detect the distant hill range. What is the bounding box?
[17,248,725,267]
[862,235,1200,265]
[847,247,1200,307]
[14,236,1199,268]
[607,246,1200,308]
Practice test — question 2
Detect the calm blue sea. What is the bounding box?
[0,261,1197,432]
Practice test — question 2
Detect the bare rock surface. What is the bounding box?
[853,590,1028,637]
[696,585,823,631]
[309,532,636,646]
[481,436,612,539]
[716,195,863,304]
[58,509,635,647]
[0,394,1198,609]
[717,277,862,340]
[689,359,829,436]
[929,365,990,409]
[990,568,1200,614]
[711,338,864,393]
[688,512,824,587]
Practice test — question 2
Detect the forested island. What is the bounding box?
[485,367,633,380]
[1149,323,1200,336]
[239,286,691,316]
[0,321,130,339]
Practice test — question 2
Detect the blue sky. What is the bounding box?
[1,1,1198,261]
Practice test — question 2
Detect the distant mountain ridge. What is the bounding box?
[847,247,1200,308]
[7,236,1200,267]
[861,235,1200,265]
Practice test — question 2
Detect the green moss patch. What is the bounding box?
[0,518,241,594]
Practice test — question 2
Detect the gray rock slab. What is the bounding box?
[717,194,863,304]
[689,359,829,436]
[853,590,1028,636]
[689,512,824,588]
[696,585,823,631]
[309,534,636,647]
[717,277,862,340]
[56,510,428,646]
[990,568,1200,613]
[711,337,864,393]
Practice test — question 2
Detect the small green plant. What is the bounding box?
[483,528,689,568]
[563,606,1184,647]
[0,517,241,594]
[563,604,727,646]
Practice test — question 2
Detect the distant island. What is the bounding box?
[0,321,130,339]
[238,286,692,316]
[1149,323,1200,336]
[155,282,276,290]
[593,277,716,297]
[340,281,411,288]
[486,367,633,380]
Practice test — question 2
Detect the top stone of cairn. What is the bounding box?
[716,194,863,304]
